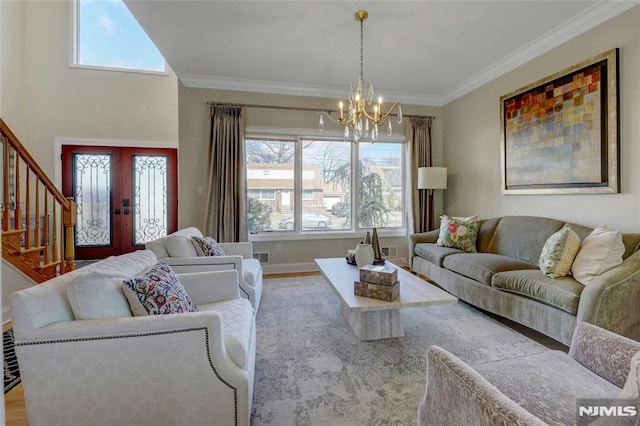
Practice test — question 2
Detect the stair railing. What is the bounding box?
[1,118,76,282]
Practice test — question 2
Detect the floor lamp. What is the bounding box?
[417,167,448,231]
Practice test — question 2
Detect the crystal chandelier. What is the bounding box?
[320,10,402,143]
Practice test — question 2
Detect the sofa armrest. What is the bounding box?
[576,249,640,342]
[177,270,240,305]
[14,311,252,426]
[419,345,545,426]
[409,230,440,263]
[568,322,640,388]
[219,242,253,259]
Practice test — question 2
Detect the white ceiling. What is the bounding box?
[124,1,637,106]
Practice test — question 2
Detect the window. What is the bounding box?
[73,0,165,73]
[246,133,405,235]
[246,139,295,233]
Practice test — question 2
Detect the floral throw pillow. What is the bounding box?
[192,236,226,257]
[436,215,480,253]
[539,226,581,279]
[122,262,197,316]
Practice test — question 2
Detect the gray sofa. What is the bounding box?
[418,322,640,425]
[409,216,640,345]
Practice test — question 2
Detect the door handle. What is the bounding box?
[123,208,130,215]
[114,208,121,215]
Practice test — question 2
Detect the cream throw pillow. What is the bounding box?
[571,225,624,285]
[67,270,133,319]
[539,226,581,278]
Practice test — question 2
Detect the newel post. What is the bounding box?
[63,197,76,271]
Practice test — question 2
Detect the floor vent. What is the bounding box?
[381,246,398,257]
[253,252,270,264]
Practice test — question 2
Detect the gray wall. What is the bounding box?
[442,5,640,232]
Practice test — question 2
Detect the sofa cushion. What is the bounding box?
[437,215,480,253]
[488,216,565,265]
[166,234,199,257]
[243,258,262,286]
[67,270,133,320]
[67,250,159,320]
[491,269,583,314]
[538,226,581,278]
[122,262,198,316]
[619,351,640,401]
[415,243,465,267]
[198,298,254,369]
[443,253,538,286]
[192,236,226,257]
[473,350,620,426]
[571,225,624,285]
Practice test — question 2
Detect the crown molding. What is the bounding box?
[181,1,638,108]
[179,74,442,106]
[440,1,639,105]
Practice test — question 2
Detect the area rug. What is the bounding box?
[4,328,20,393]
[251,275,548,425]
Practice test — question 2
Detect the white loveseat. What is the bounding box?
[146,227,263,311]
[10,250,256,426]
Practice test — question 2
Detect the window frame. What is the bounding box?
[247,127,407,242]
[71,0,168,76]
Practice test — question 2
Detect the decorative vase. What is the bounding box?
[371,227,384,261]
[355,243,375,267]
[364,231,371,245]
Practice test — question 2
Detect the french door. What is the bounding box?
[62,145,178,259]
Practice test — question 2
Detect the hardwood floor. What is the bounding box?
[2,271,568,425]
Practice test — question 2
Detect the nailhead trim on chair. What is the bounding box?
[15,326,240,425]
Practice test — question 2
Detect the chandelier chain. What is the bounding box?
[359,16,364,83]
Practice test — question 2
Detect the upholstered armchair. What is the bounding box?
[418,322,640,425]
[146,227,263,311]
[10,250,256,426]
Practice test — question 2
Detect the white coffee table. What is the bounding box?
[315,258,458,341]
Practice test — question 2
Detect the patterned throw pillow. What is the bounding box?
[436,215,480,253]
[122,262,197,316]
[192,236,226,257]
[539,226,581,278]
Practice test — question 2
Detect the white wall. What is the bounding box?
[0,0,26,137]
[1,0,179,316]
[177,84,443,269]
[442,5,640,232]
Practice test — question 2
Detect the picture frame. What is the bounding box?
[500,48,619,195]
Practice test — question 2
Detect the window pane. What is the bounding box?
[246,140,295,233]
[76,0,165,72]
[358,143,403,228]
[302,140,351,231]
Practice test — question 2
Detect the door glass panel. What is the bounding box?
[74,153,111,246]
[132,155,168,245]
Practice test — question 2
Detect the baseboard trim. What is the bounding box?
[261,257,407,275]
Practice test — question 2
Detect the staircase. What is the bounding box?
[1,118,76,283]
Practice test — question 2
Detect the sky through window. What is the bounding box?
[76,0,165,73]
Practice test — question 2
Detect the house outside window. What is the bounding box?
[73,0,166,74]
[246,133,405,235]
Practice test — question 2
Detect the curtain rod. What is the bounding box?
[207,101,436,120]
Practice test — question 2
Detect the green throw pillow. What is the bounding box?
[539,226,581,278]
[436,215,480,253]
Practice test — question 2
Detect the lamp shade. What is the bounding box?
[418,167,447,190]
